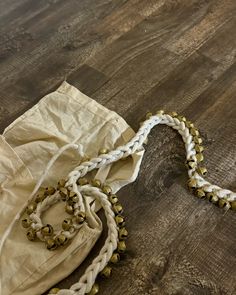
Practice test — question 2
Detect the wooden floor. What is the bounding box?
[1,0,236,294]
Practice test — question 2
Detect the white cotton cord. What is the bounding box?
[57,186,118,295]
[48,112,236,295]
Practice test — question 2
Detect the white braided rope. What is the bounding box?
[57,185,118,295]
[47,113,236,295]
[1,113,235,295]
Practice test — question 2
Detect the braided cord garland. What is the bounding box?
[17,111,236,295]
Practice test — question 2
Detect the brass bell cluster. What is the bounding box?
[21,179,87,250]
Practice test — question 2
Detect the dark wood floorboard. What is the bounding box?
[0,1,236,294]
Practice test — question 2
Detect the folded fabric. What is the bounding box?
[0,81,144,295]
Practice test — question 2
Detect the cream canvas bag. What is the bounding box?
[0,81,144,295]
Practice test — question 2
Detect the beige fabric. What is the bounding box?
[0,81,144,295]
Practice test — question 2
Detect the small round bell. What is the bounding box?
[100,265,112,278]
[49,287,60,294]
[156,110,164,115]
[110,253,120,264]
[190,128,199,137]
[109,194,118,204]
[113,203,123,215]
[58,178,66,188]
[185,121,194,128]
[35,191,46,203]
[177,115,186,122]
[115,215,125,227]
[26,202,37,215]
[46,238,57,250]
[117,241,126,253]
[206,192,218,204]
[196,153,204,162]
[186,159,196,170]
[21,218,31,228]
[231,201,236,211]
[99,148,108,154]
[75,212,86,224]
[187,178,197,190]
[65,204,74,215]
[218,198,230,209]
[169,111,178,117]
[45,186,56,195]
[194,136,203,145]
[102,185,112,195]
[195,188,206,199]
[26,228,36,241]
[88,283,99,295]
[196,167,207,176]
[59,187,68,201]
[195,144,204,153]
[62,218,72,230]
[68,196,79,205]
[91,179,101,188]
[118,227,128,240]
[77,177,89,186]
[41,224,54,236]
[145,112,152,119]
[55,234,68,246]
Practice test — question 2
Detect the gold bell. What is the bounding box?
[109,194,118,204]
[206,192,218,204]
[177,115,186,122]
[196,153,204,162]
[87,283,99,295]
[26,202,37,215]
[195,144,204,153]
[21,218,31,228]
[110,253,120,264]
[100,265,112,278]
[195,188,205,199]
[218,198,230,209]
[65,204,74,215]
[113,203,123,215]
[99,148,109,154]
[49,287,60,294]
[156,110,164,115]
[145,112,152,119]
[26,228,36,241]
[41,224,54,236]
[45,186,56,195]
[231,201,236,211]
[102,185,112,195]
[169,111,178,117]
[46,238,57,250]
[115,215,125,227]
[119,227,128,240]
[187,178,197,190]
[62,218,72,230]
[194,136,203,144]
[186,159,196,170]
[75,211,86,224]
[190,128,199,137]
[58,179,66,188]
[91,179,102,188]
[68,196,79,205]
[55,234,68,246]
[196,167,207,176]
[35,191,46,203]
[77,177,89,186]
[185,121,194,128]
[117,241,126,253]
[59,187,68,201]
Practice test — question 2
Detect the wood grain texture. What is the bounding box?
[0,0,236,294]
